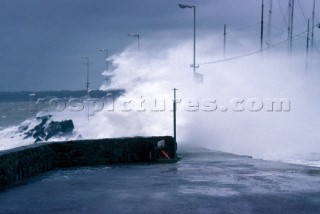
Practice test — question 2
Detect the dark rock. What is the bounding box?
[23,115,74,143]
[45,120,74,141]
[24,115,51,139]
[32,127,46,139]
[35,137,44,143]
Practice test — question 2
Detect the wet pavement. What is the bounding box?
[1,148,320,214]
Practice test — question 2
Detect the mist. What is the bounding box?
[61,30,314,163]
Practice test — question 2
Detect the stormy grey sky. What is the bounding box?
[0,0,318,91]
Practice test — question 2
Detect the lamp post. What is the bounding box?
[99,49,109,72]
[99,49,110,85]
[179,4,198,78]
[81,56,90,98]
[81,56,90,120]
[173,88,178,159]
[128,33,140,51]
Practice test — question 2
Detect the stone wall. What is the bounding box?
[0,136,176,189]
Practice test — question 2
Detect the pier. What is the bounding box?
[0,136,177,189]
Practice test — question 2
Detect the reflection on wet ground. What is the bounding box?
[1,149,320,214]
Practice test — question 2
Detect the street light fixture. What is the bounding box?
[81,56,90,120]
[178,4,193,9]
[178,4,200,81]
[100,49,112,86]
[81,56,90,97]
[128,33,140,51]
[99,49,109,72]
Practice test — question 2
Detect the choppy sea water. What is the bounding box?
[0,102,37,131]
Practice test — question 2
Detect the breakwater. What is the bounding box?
[0,136,176,189]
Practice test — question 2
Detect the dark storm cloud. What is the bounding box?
[0,0,317,91]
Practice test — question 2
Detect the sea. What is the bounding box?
[0,102,36,132]
[0,90,114,131]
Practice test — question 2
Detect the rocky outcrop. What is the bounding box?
[23,115,74,143]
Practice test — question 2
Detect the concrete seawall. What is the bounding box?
[0,136,176,189]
